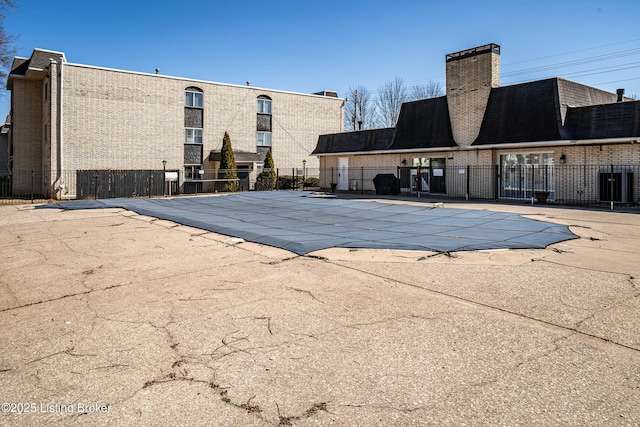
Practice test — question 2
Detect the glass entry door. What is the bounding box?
[500,153,555,200]
[399,157,447,195]
[429,158,446,194]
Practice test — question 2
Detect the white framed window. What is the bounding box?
[185,128,203,144]
[257,98,272,114]
[185,88,203,108]
[499,151,555,201]
[184,165,203,180]
[257,131,272,147]
[500,152,555,168]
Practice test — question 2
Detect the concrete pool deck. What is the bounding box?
[1,198,638,425]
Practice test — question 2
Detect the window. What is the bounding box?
[185,128,203,144]
[257,97,272,114]
[500,152,555,200]
[185,87,203,108]
[184,165,203,180]
[257,132,272,147]
[412,158,430,167]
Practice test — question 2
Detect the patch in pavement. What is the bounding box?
[39,192,577,255]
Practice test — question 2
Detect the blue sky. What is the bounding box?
[3,0,640,116]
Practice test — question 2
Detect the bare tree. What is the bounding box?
[0,0,16,84]
[344,85,375,131]
[375,77,407,128]
[410,81,444,100]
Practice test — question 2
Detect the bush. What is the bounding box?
[219,132,238,192]
[256,170,276,191]
[276,175,301,189]
[273,175,319,189]
[303,177,319,188]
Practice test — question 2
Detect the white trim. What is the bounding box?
[63,62,345,101]
[314,137,640,157]
[59,59,65,198]
[464,137,640,150]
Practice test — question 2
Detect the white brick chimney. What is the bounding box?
[446,44,500,147]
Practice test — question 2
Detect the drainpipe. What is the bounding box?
[58,59,64,199]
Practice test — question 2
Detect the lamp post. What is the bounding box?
[302,159,307,190]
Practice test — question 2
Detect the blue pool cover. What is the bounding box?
[40,192,577,255]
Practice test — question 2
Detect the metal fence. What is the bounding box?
[180,168,319,194]
[0,168,320,203]
[317,164,640,210]
[0,170,48,203]
[76,170,171,199]
[2,165,638,210]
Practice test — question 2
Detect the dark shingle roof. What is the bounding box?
[31,50,62,69]
[313,77,635,155]
[312,128,395,155]
[473,78,621,145]
[209,150,263,163]
[9,49,65,76]
[473,79,563,145]
[565,101,640,140]
[9,57,29,76]
[390,96,456,149]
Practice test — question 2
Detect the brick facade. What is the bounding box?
[446,44,500,148]
[9,49,344,198]
[315,43,639,205]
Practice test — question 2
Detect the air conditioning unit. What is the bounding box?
[598,169,633,203]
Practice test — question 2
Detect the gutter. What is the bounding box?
[313,137,640,157]
[57,58,65,199]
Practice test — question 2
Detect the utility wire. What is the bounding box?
[502,37,640,66]
[501,47,640,78]
[349,39,640,98]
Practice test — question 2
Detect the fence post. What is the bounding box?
[610,164,614,210]
[466,165,470,200]
[530,165,535,205]
[361,167,364,194]
[30,170,34,203]
[495,165,500,201]
[148,173,152,198]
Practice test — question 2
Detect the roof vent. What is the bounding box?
[616,88,625,102]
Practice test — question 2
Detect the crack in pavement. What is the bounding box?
[310,257,640,354]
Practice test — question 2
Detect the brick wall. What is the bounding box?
[11,79,43,194]
[320,141,640,202]
[446,50,500,148]
[60,64,343,178]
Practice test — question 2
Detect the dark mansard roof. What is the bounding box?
[313,77,637,155]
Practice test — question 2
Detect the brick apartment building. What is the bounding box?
[313,44,640,205]
[7,48,344,198]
